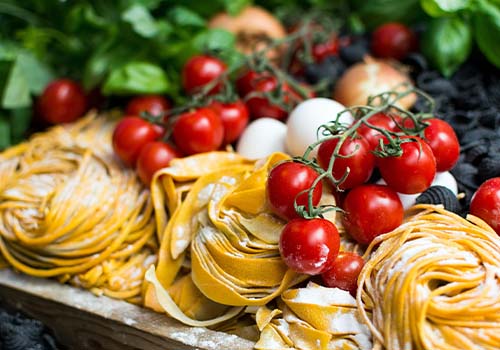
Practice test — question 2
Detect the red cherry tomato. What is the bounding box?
[356,113,400,151]
[267,161,323,220]
[125,95,171,118]
[182,55,227,94]
[470,178,500,235]
[280,218,340,275]
[137,142,181,185]
[245,76,288,120]
[321,252,365,296]
[371,22,418,60]
[377,137,436,194]
[317,136,375,190]
[208,100,250,145]
[236,70,268,97]
[422,118,460,172]
[172,107,224,155]
[112,117,160,166]
[37,79,87,124]
[343,184,404,245]
[312,36,339,63]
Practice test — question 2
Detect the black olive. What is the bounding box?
[339,39,369,65]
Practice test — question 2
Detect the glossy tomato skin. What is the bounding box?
[172,107,224,155]
[312,36,339,63]
[321,252,365,296]
[112,116,160,166]
[236,70,268,97]
[37,79,87,124]
[137,142,181,185]
[371,22,417,60]
[208,100,250,145]
[377,137,436,194]
[182,55,227,94]
[470,178,500,235]
[267,162,323,220]
[317,136,375,190]
[423,118,460,172]
[280,218,340,275]
[356,113,399,151]
[125,95,171,118]
[343,184,403,245]
[245,76,288,120]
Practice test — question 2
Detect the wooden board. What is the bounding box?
[0,269,255,350]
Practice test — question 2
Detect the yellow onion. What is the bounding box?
[208,6,286,57]
[333,58,416,110]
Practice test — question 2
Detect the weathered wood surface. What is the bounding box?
[0,269,254,350]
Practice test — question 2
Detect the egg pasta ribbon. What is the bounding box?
[357,204,500,350]
[0,114,157,303]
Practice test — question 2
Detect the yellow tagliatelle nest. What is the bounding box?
[357,204,500,350]
[0,114,157,303]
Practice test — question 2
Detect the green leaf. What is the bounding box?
[222,0,251,15]
[122,4,164,38]
[17,52,54,95]
[351,0,424,29]
[473,0,500,68]
[421,0,470,17]
[1,56,31,109]
[0,117,11,150]
[169,6,206,27]
[102,61,169,95]
[422,16,472,77]
[193,28,236,53]
[9,107,32,143]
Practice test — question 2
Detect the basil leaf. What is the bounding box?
[17,52,54,95]
[421,0,470,17]
[9,107,32,144]
[473,0,500,68]
[169,6,206,27]
[122,4,170,39]
[0,117,11,150]
[222,0,251,15]
[102,61,169,95]
[422,16,472,77]
[193,28,236,53]
[1,57,31,109]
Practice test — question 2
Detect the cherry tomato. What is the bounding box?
[371,22,418,60]
[321,252,365,296]
[317,136,375,190]
[312,36,339,63]
[470,178,500,235]
[182,55,227,94]
[208,100,250,145]
[356,113,399,151]
[236,70,268,97]
[343,184,404,245]
[422,118,460,172]
[267,161,323,220]
[125,95,171,118]
[245,76,288,120]
[137,142,181,185]
[280,218,340,275]
[37,79,87,124]
[377,137,436,194]
[172,107,224,155]
[112,117,160,166]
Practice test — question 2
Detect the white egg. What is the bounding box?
[236,118,287,159]
[377,171,459,210]
[432,171,458,195]
[285,98,353,158]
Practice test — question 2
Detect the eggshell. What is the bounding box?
[285,98,353,158]
[236,118,287,159]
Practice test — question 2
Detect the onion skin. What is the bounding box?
[333,59,416,110]
[208,6,286,56]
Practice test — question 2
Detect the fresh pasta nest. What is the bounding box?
[0,115,157,303]
[358,204,500,350]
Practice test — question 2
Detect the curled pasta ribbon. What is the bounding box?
[254,282,372,350]
[0,114,157,303]
[357,204,500,350]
